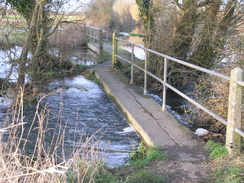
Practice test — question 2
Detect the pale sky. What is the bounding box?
[61,0,93,12]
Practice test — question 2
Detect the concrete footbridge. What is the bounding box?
[85,26,244,154]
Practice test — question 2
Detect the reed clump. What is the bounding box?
[0,88,103,183]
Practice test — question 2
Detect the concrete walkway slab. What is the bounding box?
[94,66,203,148]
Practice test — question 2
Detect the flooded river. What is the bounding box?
[0,47,139,167]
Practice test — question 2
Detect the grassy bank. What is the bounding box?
[204,141,243,183]
[0,101,168,183]
[77,142,170,183]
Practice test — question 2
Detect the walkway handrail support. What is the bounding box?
[112,36,244,153]
[85,25,109,41]
[144,51,148,95]
[130,45,134,84]
[99,29,104,62]
[162,58,168,111]
[112,31,118,68]
[85,26,105,60]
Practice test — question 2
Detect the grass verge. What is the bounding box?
[205,140,244,183]
[89,142,169,183]
[204,140,228,160]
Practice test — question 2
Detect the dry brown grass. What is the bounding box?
[49,23,87,48]
[0,88,103,183]
[190,75,229,133]
[185,34,244,137]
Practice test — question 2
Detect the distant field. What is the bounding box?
[0,13,84,45]
[1,13,84,22]
[1,14,23,20]
[0,20,27,45]
[54,14,84,21]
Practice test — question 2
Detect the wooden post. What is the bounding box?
[226,67,243,153]
[112,31,118,68]
[144,50,148,95]
[130,44,134,84]
[162,58,168,111]
[99,29,103,62]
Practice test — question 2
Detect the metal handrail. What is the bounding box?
[116,54,228,125]
[115,37,243,138]
[86,35,100,41]
[116,38,241,85]
[86,26,109,41]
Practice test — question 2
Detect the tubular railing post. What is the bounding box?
[144,50,148,95]
[89,27,92,43]
[91,28,93,44]
[95,29,97,45]
[226,67,243,153]
[96,31,98,43]
[130,44,134,84]
[162,58,168,111]
[99,29,104,62]
[112,31,118,68]
[93,29,95,45]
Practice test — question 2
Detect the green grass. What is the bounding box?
[78,143,169,183]
[85,70,101,85]
[204,140,228,160]
[129,142,169,167]
[9,31,27,43]
[215,165,244,183]
[204,140,243,183]
[0,24,28,45]
[103,51,112,60]
[124,170,165,183]
[94,172,120,183]
[66,168,78,183]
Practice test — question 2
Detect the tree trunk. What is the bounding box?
[136,0,155,49]
[17,2,39,87]
[214,0,237,52]
[189,0,222,68]
[170,0,198,60]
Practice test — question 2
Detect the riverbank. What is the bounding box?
[0,44,141,182]
[90,49,243,182]
[85,140,243,183]
[90,61,211,182]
